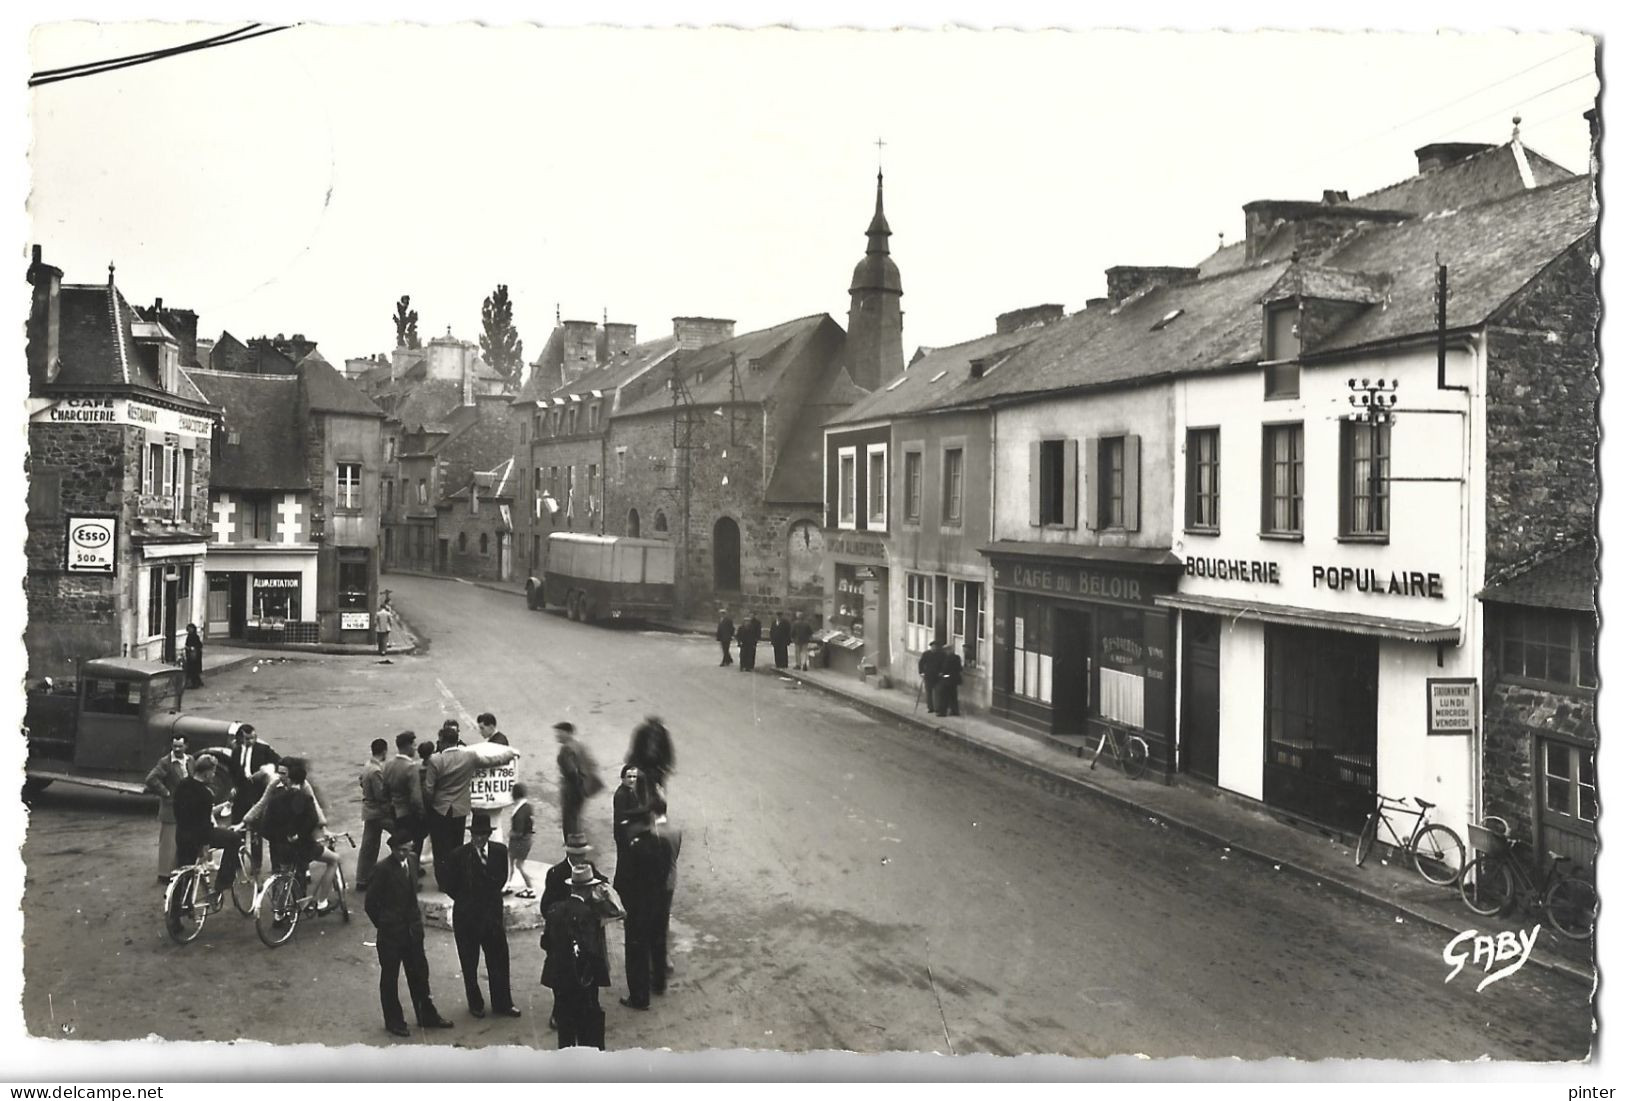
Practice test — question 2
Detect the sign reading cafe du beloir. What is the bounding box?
[66,516,117,574]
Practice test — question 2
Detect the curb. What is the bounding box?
[787,670,1594,986]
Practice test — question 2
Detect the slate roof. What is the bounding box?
[385,379,466,431]
[1479,539,1597,613]
[518,334,681,409]
[188,369,309,490]
[55,284,143,390]
[210,331,298,375]
[828,328,1042,425]
[299,355,386,418]
[615,315,837,418]
[1355,143,1574,215]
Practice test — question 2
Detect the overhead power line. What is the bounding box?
[28,23,294,88]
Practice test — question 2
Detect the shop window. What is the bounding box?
[1261,424,1304,536]
[1086,435,1141,532]
[1032,439,1076,527]
[942,448,964,528]
[253,575,302,622]
[338,552,370,610]
[1500,609,1597,690]
[1010,595,1051,704]
[837,446,857,529]
[867,444,888,530]
[903,447,923,525]
[950,580,984,668]
[1264,303,1301,399]
[1097,607,1146,728]
[1186,428,1220,532]
[904,572,935,653]
[1340,420,1391,539]
[337,463,362,510]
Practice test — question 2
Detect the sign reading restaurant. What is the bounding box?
[30,397,215,439]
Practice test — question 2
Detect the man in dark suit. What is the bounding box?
[737,610,763,672]
[443,813,519,1019]
[715,608,735,666]
[364,829,455,1038]
[222,724,279,871]
[541,864,611,1049]
[614,809,674,1010]
[769,611,792,669]
[918,640,946,715]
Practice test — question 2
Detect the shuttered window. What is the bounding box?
[1032,439,1076,527]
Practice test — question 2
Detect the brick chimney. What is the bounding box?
[1414,142,1494,175]
[604,322,638,359]
[995,303,1065,334]
[1241,199,1407,264]
[561,320,600,382]
[672,317,735,351]
[27,244,62,390]
[1104,266,1199,307]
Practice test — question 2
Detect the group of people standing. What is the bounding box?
[715,608,815,672]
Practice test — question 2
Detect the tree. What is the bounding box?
[393,295,421,350]
[480,284,525,393]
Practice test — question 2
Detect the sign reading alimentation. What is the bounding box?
[1428,678,1478,736]
[65,516,117,574]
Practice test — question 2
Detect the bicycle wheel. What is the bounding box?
[1410,824,1465,886]
[255,874,300,948]
[231,844,258,915]
[1121,736,1149,780]
[334,865,351,923]
[165,868,206,945]
[1459,856,1514,917]
[1544,874,1598,941]
[1354,813,1379,867]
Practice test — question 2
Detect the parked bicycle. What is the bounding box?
[1088,720,1149,780]
[254,832,355,948]
[164,826,246,946]
[1353,793,1465,886]
[1459,818,1597,941]
[228,826,264,916]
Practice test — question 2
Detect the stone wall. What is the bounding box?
[1484,236,1600,574]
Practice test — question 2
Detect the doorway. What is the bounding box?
[1050,607,1092,736]
[1180,612,1221,783]
[627,508,641,538]
[161,571,180,663]
[713,516,741,592]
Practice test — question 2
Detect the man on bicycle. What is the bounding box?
[246,757,341,914]
[172,755,243,904]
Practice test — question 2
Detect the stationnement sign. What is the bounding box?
[1427,678,1478,736]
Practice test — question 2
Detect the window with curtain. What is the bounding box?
[1186,428,1220,531]
[1341,420,1391,538]
[1262,424,1304,535]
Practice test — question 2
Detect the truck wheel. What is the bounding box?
[567,592,581,621]
[582,597,598,624]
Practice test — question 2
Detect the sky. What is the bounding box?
[24,20,1601,369]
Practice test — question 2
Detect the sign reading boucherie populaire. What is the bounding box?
[1427,678,1478,736]
[65,515,117,574]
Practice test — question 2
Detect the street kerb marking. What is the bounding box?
[435,677,476,727]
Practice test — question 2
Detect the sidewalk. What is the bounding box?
[781,663,1595,985]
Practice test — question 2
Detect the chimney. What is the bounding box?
[27,244,63,389]
[561,320,600,382]
[672,317,736,351]
[995,303,1065,334]
[1241,199,1406,264]
[1414,142,1494,175]
[1104,266,1199,307]
[1085,297,1109,311]
[604,322,638,359]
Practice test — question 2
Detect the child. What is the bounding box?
[505,781,537,898]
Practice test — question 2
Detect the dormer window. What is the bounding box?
[1264,302,1301,399]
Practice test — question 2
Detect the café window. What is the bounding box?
[1186,428,1220,532]
[1340,420,1391,539]
[903,447,923,525]
[1032,438,1076,527]
[1010,594,1051,704]
[1500,609,1597,690]
[904,572,935,653]
[1097,607,1146,728]
[1264,303,1301,399]
[837,446,857,529]
[252,574,302,622]
[1261,423,1304,536]
[942,447,964,528]
[337,463,362,510]
[866,444,888,530]
[337,550,371,610]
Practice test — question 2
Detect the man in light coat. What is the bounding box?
[424,730,519,892]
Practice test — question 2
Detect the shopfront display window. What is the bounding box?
[252,574,302,622]
[1011,594,1051,704]
[338,552,371,611]
[1264,624,1376,829]
[833,563,865,635]
[1097,606,1146,728]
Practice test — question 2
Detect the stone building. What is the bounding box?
[24,249,220,677]
[436,458,518,582]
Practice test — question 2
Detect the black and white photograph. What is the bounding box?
[4,4,1615,1086]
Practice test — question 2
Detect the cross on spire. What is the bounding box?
[874,136,886,172]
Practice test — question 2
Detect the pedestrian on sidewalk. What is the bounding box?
[937,643,964,717]
[737,609,762,672]
[770,611,792,669]
[443,813,520,1019]
[375,599,397,656]
[366,828,455,1038]
[143,734,193,885]
[791,611,813,670]
[614,809,674,1011]
[917,639,946,715]
[541,864,612,1049]
[554,721,604,843]
[183,624,205,689]
[504,782,537,898]
[715,608,735,666]
[356,737,394,891]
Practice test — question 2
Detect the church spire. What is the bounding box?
[847,167,904,390]
[866,170,892,250]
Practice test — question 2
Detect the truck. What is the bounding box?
[23,657,243,797]
[543,533,676,624]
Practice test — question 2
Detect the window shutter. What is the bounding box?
[1029,440,1043,526]
[1123,434,1141,532]
[1079,438,1096,530]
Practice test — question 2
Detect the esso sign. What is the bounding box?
[66,517,117,574]
[71,523,112,549]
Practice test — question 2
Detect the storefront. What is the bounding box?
[823,534,890,677]
[984,544,1181,771]
[203,549,320,644]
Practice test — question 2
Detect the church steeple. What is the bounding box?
[847,170,904,390]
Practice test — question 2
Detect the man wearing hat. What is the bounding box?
[917,639,947,715]
[613,808,674,1011]
[365,828,455,1037]
[425,725,519,892]
[541,863,612,1049]
[540,833,606,913]
[442,812,519,1019]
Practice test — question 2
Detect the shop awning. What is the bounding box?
[1153,592,1460,644]
[980,541,1183,569]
